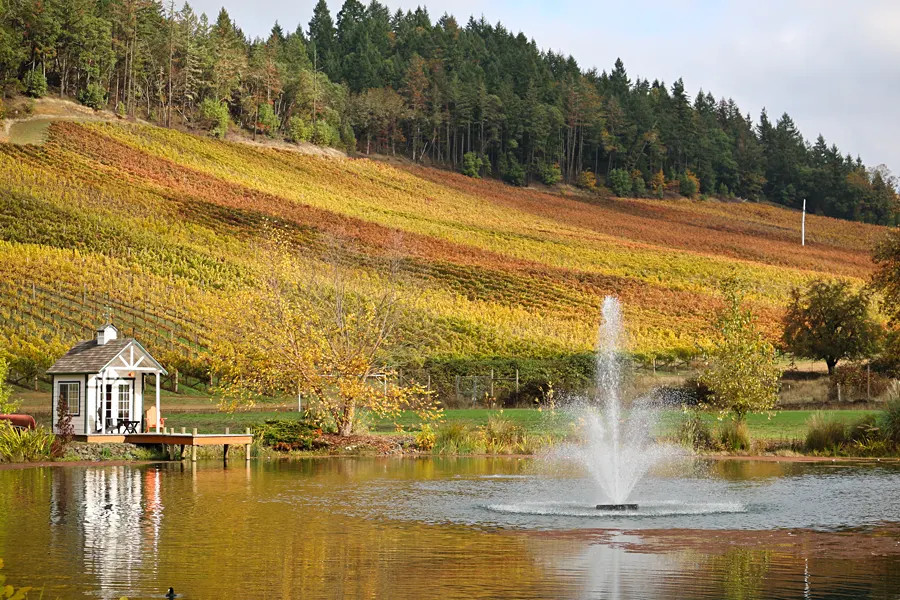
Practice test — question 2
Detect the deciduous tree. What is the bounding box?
[782,279,880,374]
[212,251,439,436]
[699,278,781,420]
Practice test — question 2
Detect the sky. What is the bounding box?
[188,0,900,173]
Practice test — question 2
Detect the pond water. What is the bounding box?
[1,458,899,599]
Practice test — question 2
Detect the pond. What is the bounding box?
[1,458,898,599]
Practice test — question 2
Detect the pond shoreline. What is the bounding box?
[3,449,899,469]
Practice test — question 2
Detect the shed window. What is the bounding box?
[59,382,80,416]
[118,385,131,421]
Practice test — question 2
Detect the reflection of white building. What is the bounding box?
[50,466,163,600]
[47,323,167,435]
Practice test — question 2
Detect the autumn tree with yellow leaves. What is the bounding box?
[211,254,439,436]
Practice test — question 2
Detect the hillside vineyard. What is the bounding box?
[0,121,885,381]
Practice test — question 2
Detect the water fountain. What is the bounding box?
[552,296,683,511]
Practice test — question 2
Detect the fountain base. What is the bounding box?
[596,503,638,511]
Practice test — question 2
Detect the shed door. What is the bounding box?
[101,380,133,430]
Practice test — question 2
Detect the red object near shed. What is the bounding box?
[0,414,37,430]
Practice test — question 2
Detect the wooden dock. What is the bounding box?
[73,428,253,461]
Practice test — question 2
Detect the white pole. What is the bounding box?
[155,371,161,433]
[801,198,806,246]
[100,371,106,434]
[297,381,302,413]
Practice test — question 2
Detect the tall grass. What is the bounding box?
[717,419,751,452]
[882,395,900,445]
[433,422,482,454]
[805,412,847,452]
[0,422,55,462]
[431,413,549,455]
[678,411,714,449]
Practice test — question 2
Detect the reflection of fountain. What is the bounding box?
[553,297,683,507]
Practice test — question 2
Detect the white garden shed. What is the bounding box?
[46,323,168,435]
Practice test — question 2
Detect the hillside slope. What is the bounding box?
[0,121,886,380]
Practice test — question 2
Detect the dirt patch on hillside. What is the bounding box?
[229,131,347,158]
[0,97,116,144]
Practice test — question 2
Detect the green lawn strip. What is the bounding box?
[161,408,881,440]
[656,409,877,441]
[161,410,307,433]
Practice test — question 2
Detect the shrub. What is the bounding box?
[501,154,526,186]
[0,357,19,414]
[415,423,436,451]
[51,389,74,458]
[717,419,750,451]
[536,162,562,186]
[0,422,55,463]
[0,96,5,119]
[340,122,356,151]
[23,69,47,98]
[116,101,126,118]
[255,103,280,136]
[288,115,312,143]
[678,411,713,449]
[650,169,666,198]
[461,151,483,178]
[198,98,230,139]
[805,412,846,452]
[311,121,340,147]
[679,171,700,198]
[77,83,107,110]
[718,183,731,197]
[681,376,714,406]
[831,363,891,399]
[576,169,597,191]
[846,414,880,446]
[253,419,322,451]
[434,422,482,454]
[631,169,647,197]
[481,413,525,454]
[608,168,632,197]
[882,396,900,445]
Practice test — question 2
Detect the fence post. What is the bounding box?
[174,369,179,394]
[867,365,871,400]
[515,369,519,395]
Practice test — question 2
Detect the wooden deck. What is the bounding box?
[74,433,253,446]
[73,429,254,461]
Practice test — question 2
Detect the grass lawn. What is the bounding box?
[657,409,877,441]
[161,408,573,436]
[160,407,882,441]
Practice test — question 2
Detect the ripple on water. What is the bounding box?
[484,500,747,518]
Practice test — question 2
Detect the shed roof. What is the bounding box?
[46,338,155,374]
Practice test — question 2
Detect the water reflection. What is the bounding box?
[47,467,163,599]
[0,459,898,599]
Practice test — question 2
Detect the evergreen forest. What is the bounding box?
[0,0,897,224]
